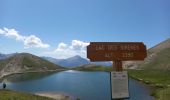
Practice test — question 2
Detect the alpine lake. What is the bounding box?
[0,70,155,100]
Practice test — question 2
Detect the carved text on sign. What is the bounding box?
[95,45,141,51]
[122,52,134,58]
[87,42,147,61]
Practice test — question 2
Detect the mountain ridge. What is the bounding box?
[0,53,64,78]
[42,55,112,68]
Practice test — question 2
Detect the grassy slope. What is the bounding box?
[22,55,63,70]
[0,90,55,100]
[0,53,65,79]
[139,48,170,70]
[156,88,170,100]
[126,40,170,100]
[128,70,170,86]
[128,69,170,100]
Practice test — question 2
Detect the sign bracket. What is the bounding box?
[113,60,123,72]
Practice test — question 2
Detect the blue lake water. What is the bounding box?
[1,70,154,100]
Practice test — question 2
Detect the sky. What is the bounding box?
[0,0,170,59]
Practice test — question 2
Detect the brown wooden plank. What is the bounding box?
[87,42,146,52]
[87,42,147,61]
[87,51,147,61]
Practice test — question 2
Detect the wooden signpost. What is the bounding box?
[87,42,147,99]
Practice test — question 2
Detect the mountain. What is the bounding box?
[0,53,7,60]
[124,38,170,70]
[0,53,64,78]
[43,55,90,68]
[61,55,90,67]
[0,53,17,60]
[42,55,112,68]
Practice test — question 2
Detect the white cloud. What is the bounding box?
[0,28,49,48]
[24,35,49,48]
[57,42,68,51]
[70,40,89,51]
[44,40,89,59]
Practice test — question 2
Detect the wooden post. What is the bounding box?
[113,60,123,72]
[112,61,124,100]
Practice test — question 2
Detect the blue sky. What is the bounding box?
[0,0,169,58]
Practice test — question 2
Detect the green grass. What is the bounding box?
[0,89,55,100]
[156,88,170,100]
[73,65,112,72]
[128,69,170,100]
[128,70,170,86]
[22,56,62,70]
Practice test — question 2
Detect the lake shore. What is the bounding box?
[35,92,76,100]
[0,69,66,80]
[1,70,156,100]
[0,89,75,100]
[0,89,55,100]
[128,69,170,100]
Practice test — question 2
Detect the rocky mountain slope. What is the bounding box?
[124,38,170,70]
[0,53,64,78]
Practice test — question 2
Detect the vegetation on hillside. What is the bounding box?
[0,90,55,100]
[0,53,65,78]
[138,48,170,70]
[128,70,170,86]
[22,55,63,70]
[128,69,170,100]
[155,88,170,100]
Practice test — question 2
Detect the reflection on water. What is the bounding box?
[65,70,75,73]
[1,70,154,100]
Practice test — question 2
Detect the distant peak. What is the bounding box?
[166,38,170,42]
[66,55,86,61]
[149,38,170,53]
